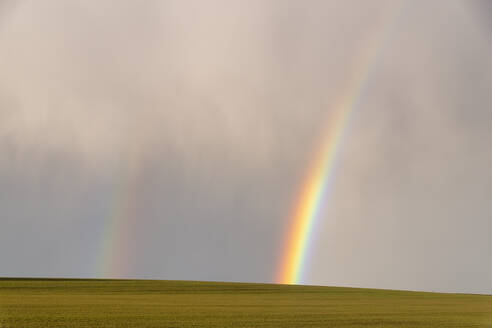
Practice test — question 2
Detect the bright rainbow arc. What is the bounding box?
[277,3,404,285]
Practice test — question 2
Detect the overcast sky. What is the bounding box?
[1,0,491,294]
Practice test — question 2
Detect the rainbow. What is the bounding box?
[96,2,404,282]
[277,2,404,285]
[99,155,144,278]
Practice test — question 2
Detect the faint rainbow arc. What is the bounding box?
[99,155,143,278]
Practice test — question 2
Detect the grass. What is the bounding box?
[0,278,491,327]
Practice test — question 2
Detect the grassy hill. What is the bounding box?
[0,278,491,327]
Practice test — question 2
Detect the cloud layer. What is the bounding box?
[1,0,491,293]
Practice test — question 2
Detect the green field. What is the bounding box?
[0,278,491,327]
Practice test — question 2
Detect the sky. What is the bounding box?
[1,0,491,294]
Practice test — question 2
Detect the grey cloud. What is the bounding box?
[0,0,491,293]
